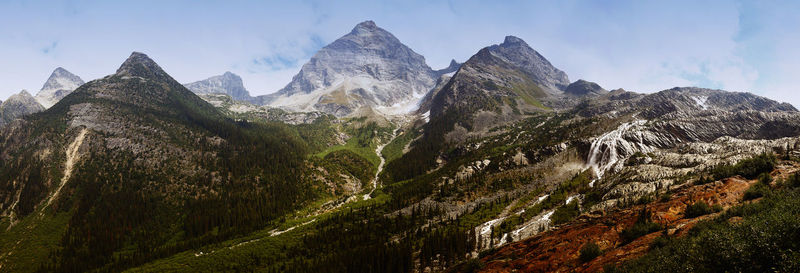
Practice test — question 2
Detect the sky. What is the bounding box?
[1,0,799,107]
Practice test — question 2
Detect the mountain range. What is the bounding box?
[2,20,800,273]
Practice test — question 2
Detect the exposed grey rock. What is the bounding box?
[116,52,172,80]
[564,79,606,97]
[0,90,44,127]
[184,72,253,102]
[434,59,461,76]
[485,36,570,93]
[268,20,437,117]
[35,67,85,108]
[429,35,570,134]
[199,94,326,125]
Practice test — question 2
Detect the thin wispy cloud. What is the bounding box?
[0,0,798,107]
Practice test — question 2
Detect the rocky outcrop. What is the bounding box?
[476,167,789,273]
[184,72,253,102]
[483,36,569,94]
[34,67,84,108]
[267,20,438,117]
[0,90,44,127]
[426,36,572,140]
[434,59,461,77]
[565,79,607,97]
[200,94,327,125]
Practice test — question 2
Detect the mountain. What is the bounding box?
[4,27,800,273]
[0,52,325,272]
[425,36,569,141]
[0,90,44,127]
[434,59,462,76]
[564,79,607,97]
[184,71,253,101]
[34,67,85,108]
[265,20,438,117]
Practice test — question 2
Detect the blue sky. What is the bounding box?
[1,0,799,107]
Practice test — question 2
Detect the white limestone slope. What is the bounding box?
[586,120,654,180]
[45,128,89,208]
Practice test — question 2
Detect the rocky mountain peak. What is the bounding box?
[41,67,84,91]
[483,35,570,93]
[434,59,462,76]
[565,79,607,96]
[351,20,379,34]
[0,90,44,127]
[269,20,437,117]
[116,52,170,80]
[501,35,528,47]
[184,71,252,101]
[35,67,85,108]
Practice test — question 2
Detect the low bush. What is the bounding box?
[684,201,713,218]
[551,200,580,225]
[711,153,776,180]
[579,242,602,263]
[614,189,800,272]
[620,209,662,244]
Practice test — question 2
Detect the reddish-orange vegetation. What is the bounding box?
[476,162,798,273]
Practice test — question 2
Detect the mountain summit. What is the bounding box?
[0,90,44,127]
[484,35,570,93]
[267,20,437,116]
[428,35,569,133]
[116,52,171,79]
[184,71,252,101]
[34,67,84,108]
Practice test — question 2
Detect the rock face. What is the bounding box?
[0,90,44,127]
[428,36,569,136]
[580,87,800,180]
[565,79,607,97]
[184,72,253,102]
[34,67,85,108]
[267,20,438,117]
[434,59,461,77]
[482,36,569,93]
[199,93,327,125]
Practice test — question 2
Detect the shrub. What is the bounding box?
[684,201,713,218]
[551,200,580,225]
[649,235,671,250]
[611,189,800,273]
[620,209,662,244]
[743,173,772,201]
[743,183,769,201]
[694,175,714,185]
[460,258,485,273]
[787,173,800,188]
[712,153,776,180]
[579,242,602,263]
[659,193,672,202]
